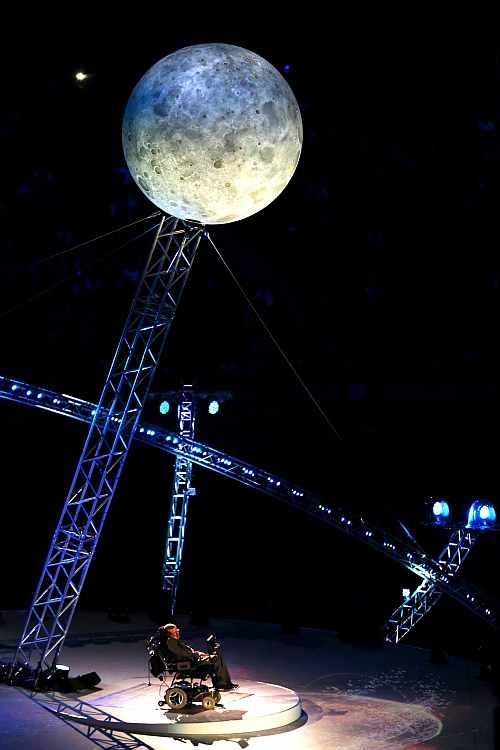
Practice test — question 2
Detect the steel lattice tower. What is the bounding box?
[12,215,203,681]
[161,387,196,612]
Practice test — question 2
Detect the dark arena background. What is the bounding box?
[0,18,499,750]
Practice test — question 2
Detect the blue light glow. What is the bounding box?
[159,400,170,415]
[467,499,497,528]
[208,400,219,415]
[431,498,450,524]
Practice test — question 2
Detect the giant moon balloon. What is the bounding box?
[122,44,302,224]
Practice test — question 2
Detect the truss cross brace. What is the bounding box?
[385,528,478,644]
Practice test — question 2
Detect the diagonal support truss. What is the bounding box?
[0,376,498,633]
[385,528,478,643]
[11,216,203,679]
[161,387,196,612]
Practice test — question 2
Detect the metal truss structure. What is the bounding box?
[29,691,148,749]
[161,387,196,612]
[1,375,497,633]
[10,217,203,679]
[385,528,478,643]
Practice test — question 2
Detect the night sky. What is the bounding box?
[0,22,499,656]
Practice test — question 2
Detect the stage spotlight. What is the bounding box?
[208,400,220,415]
[42,663,71,691]
[159,400,170,415]
[54,663,70,687]
[431,497,450,525]
[467,499,497,529]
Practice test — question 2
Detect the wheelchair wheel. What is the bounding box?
[202,694,216,710]
[165,686,188,710]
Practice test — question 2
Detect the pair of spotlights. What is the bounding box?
[159,400,220,416]
[431,497,497,529]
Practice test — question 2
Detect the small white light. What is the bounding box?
[75,71,88,81]
[479,505,490,520]
[402,588,410,598]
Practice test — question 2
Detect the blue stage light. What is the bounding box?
[208,400,219,415]
[431,498,450,524]
[159,400,170,415]
[467,499,497,528]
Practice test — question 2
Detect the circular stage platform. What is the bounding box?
[55,680,302,738]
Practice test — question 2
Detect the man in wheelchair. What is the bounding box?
[147,622,238,710]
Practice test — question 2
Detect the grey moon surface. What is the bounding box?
[122,43,303,224]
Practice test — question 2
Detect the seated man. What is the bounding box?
[157,622,238,691]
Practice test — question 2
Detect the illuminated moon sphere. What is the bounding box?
[122,44,302,224]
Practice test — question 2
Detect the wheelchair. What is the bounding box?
[146,634,221,710]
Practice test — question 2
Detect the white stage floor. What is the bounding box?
[54,679,302,737]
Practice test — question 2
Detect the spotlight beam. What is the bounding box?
[1,374,497,630]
